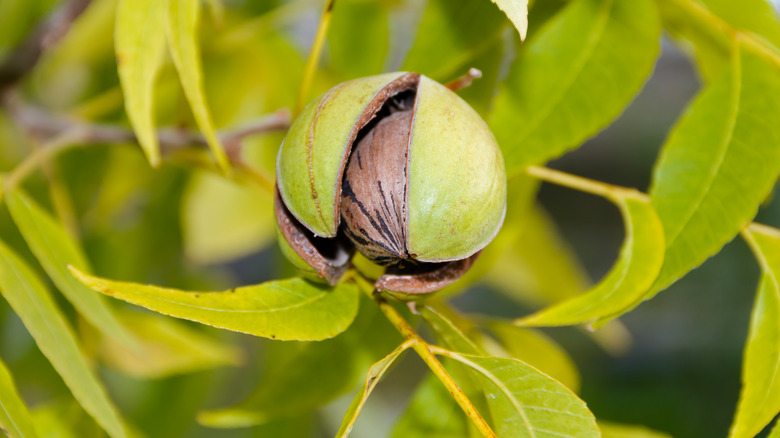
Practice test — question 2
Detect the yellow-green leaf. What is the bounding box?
[70,268,359,341]
[335,341,413,438]
[443,352,599,437]
[516,194,664,327]
[729,224,780,438]
[491,0,661,173]
[485,321,580,392]
[0,357,38,438]
[5,189,138,350]
[0,240,127,438]
[490,0,528,40]
[648,43,780,297]
[165,0,230,172]
[599,421,673,438]
[91,308,243,379]
[115,0,166,166]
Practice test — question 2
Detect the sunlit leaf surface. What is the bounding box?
[729,224,780,438]
[648,44,780,295]
[0,240,127,438]
[115,0,166,166]
[71,269,359,341]
[490,0,528,40]
[490,0,661,173]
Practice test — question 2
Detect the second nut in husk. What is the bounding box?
[275,72,506,295]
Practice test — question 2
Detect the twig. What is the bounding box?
[445,68,483,92]
[347,272,496,438]
[2,92,291,192]
[0,0,93,92]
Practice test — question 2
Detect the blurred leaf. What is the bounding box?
[516,194,664,327]
[32,400,99,438]
[599,421,673,438]
[165,0,230,172]
[115,0,167,166]
[490,0,661,173]
[0,0,56,57]
[71,268,359,341]
[328,0,389,78]
[0,240,127,438]
[198,298,401,427]
[444,352,599,437]
[730,224,780,438]
[770,417,780,438]
[389,373,470,438]
[0,356,38,438]
[5,189,138,350]
[490,0,528,40]
[402,0,508,81]
[486,203,632,356]
[699,0,780,50]
[484,321,580,392]
[647,44,780,297]
[335,340,412,437]
[91,308,242,379]
[181,171,275,265]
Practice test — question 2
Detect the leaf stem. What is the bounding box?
[525,165,649,202]
[366,289,497,438]
[295,0,335,116]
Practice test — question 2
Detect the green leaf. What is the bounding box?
[5,189,138,350]
[70,268,359,341]
[485,321,580,392]
[115,0,166,166]
[402,0,508,81]
[648,43,780,296]
[419,306,483,355]
[165,0,230,172]
[770,417,780,438]
[443,352,599,437]
[699,0,780,50]
[390,373,470,438]
[327,0,389,78]
[90,308,243,379]
[0,240,127,438]
[198,299,401,427]
[490,0,661,173]
[490,0,528,40]
[598,420,673,438]
[516,194,664,326]
[335,341,413,437]
[729,224,780,438]
[0,357,38,438]
[182,171,275,264]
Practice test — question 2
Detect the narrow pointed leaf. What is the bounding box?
[490,0,528,40]
[115,0,166,166]
[729,224,780,438]
[490,0,661,173]
[335,341,413,437]
[648,44,780,296]
[486,321,581,392]
[0,240,127,438]
[516,194,664,326]
[92,309,243,379]
[443,352,599,437]
[0,357,38,438]
[70,268,359,341]
[390,373,470,438]
[165,0,230,172]
[5,189,138,350]
[599,421,673,438]
[420,306,483,355]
